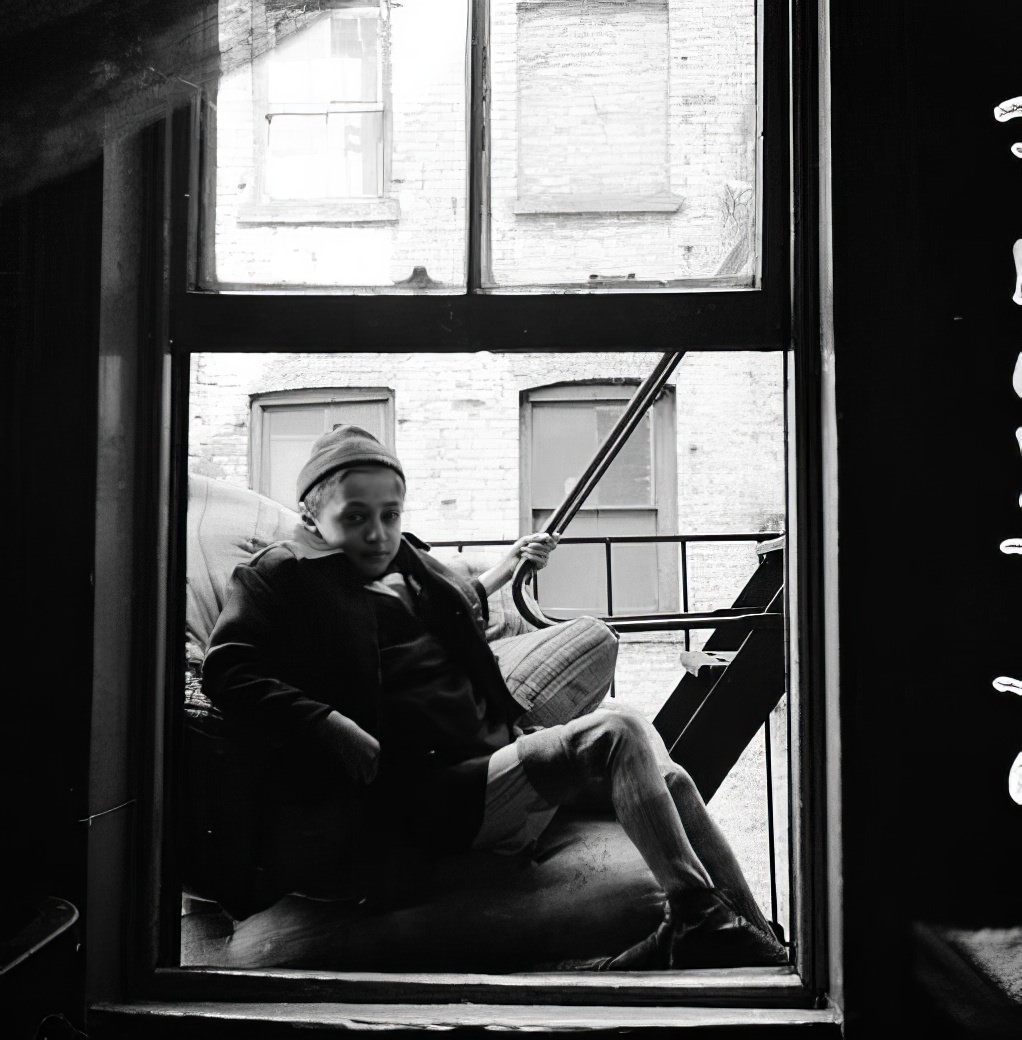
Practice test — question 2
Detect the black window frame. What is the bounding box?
[89,0,836,1023]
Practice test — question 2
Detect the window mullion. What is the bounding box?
[468,0,489,291]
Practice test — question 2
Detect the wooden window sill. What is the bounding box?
[90,1000,842,1035]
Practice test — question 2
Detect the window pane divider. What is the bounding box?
[172,287,789,353]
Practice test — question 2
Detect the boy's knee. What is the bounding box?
[583,708,656,766]
[600,708,648,743]
[664,764,700,801]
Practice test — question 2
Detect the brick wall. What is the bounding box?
[189,350,784,541]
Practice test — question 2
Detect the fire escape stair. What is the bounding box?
[652,537,786,802]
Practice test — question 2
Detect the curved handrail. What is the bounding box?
[512,350,686,628]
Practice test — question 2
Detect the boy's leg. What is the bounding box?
[481,709,785,968]
[510,709,713,902]
[471,740,560,855]
[473,719,710,902]
[600,703,777,939]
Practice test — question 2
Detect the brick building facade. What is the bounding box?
[208,0,757,288]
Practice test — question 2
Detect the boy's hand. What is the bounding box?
[512,531,560,571]
[321,710,381,785]
[479,532,561,597]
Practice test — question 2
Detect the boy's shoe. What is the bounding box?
[668,887,789,969]
[578,889,787,971]
[587,917,673,970]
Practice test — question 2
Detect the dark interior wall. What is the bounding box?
[831,2,1022,918]
[911,12,1022,921]
[828,9,1022,1033]
[1,162,103,1032]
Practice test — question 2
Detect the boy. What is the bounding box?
[203,425,787,969]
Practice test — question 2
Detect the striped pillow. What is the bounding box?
[489,616,619,728]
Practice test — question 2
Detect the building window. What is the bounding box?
[264,7,385,201]
[487,0,759,286]
[251,387,395,510]
[224,1,405,238]
[514,0,678,215]
[521,382,679,615]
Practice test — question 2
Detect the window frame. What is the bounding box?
[87,0,839,1023]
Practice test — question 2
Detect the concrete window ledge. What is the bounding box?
[513,194,684,215]
[89,1002,842,1037]
[237,198,401,226]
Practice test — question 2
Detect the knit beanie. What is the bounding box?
[296,425,405,503]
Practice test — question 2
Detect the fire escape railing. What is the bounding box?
[433,531,782,639]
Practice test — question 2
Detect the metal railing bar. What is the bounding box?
[597,606,776,623]
[603,539,614,617]
[432,533,783,631]
[569,612,783,635]
[430,531,782,549]
[764,712,779,930]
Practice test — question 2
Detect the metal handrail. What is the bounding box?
[511,350,686,627]
[434,530,783,634]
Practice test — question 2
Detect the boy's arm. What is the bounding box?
[203,558,378,784]
[314,711,380,784]
[476,532,560,597]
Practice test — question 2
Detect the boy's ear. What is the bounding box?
[300,510,318,533]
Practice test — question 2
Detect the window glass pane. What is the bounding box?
[595,405,652,506]
[203,0,468,291]
[265,113,381,200]
[326,112,383,197]
[268,18,334,103]
[264,407,326,507]
[487,0,760,288]
[258,398,392,509]
[331,15,379,102]
[532,402,652,507]
[532,509,660,615]
[266,115,328,198]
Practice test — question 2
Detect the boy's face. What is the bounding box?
[304,466,405,579]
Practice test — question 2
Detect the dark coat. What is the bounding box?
[203,533,522,756]
[200,534,525,904]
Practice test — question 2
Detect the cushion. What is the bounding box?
[182,811,665,973]
[429,549,619,727]
[186,475,299,664]
[491,616,619,728]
